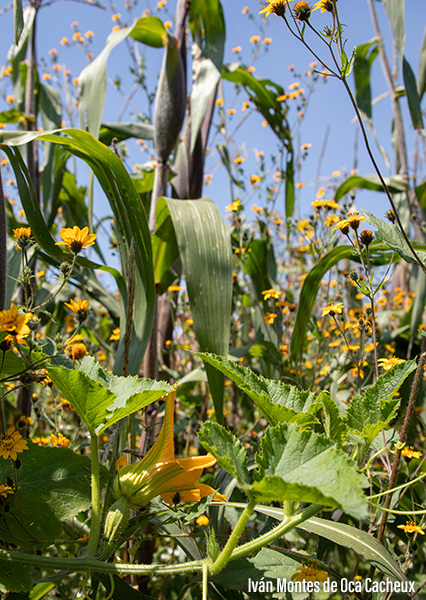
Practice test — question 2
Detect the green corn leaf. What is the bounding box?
[47,356,173,436]
[99,122,155,146]
[222,64,291,143]
[353,38,379,119]
[252,424,368,519]
[1,129,156,375]
[243,238,278,302]
[402,56,424,130]
[285,153,295,230]
[13,0,24,46]
[78,17,167,139]
[290,246,354,363]
[198,421,251,487]
[383,0,405,56]
[165,198,233,424]
[250,504,407,582]
[197,352,321,427]
[345,359,417,446]
[335,174,409,202]
[152,196,179,294]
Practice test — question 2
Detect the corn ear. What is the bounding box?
[154,35,186,165]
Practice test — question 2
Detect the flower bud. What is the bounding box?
[359,229,373,247]
[294,1,311,21]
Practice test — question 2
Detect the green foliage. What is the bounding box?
[364,209,426,266]
[402,57,424,130]
[166,199,233,423]
[197,422,250,487]
[197,352,321,427]
[345,360,417,445]
[321,392,347,447]
[47,356,173,436]
[353,39,379,118]
[0,444,107,544]
[252,424,368,519]
[254,505,407,582]
[0,562,32,593]
[2,129,156,376]
[213,547,304,590]
[335,174,409,202]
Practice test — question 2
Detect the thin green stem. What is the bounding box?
[209,497,257,576]
[367,471,426,500]
[85,432,101,557]
[229,503,324,563]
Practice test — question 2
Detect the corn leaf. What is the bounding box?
[165,198,233,424]
[1,128,156,375]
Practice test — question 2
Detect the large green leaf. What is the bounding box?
[47,356,173,436]
[165,198,233,423]
[383,0,405,56]
[364,209,426,266]
[345,359,417,445]
[0,563,32,593]
[251,505,407,582]
[213,547,304,591]
[197,352,321,427]
[353,38,379,119]
[402,57,424,130]
[0,444,106,543]
[1,129,156,375]
[78,17,167,139]
[334,174,409,202]
[252,424,368,519]
[198,421,250,487]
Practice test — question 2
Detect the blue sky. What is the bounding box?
[0,0,425,232]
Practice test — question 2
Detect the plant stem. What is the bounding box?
[376,335,426,543]
[228,503,323,563]
[86,432,101,557]
[0,548,204,576]
[202,559,209,600]
[209,497,257,576]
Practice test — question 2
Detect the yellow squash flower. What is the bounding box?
[113,391,226,508]
[55,226,97,254]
